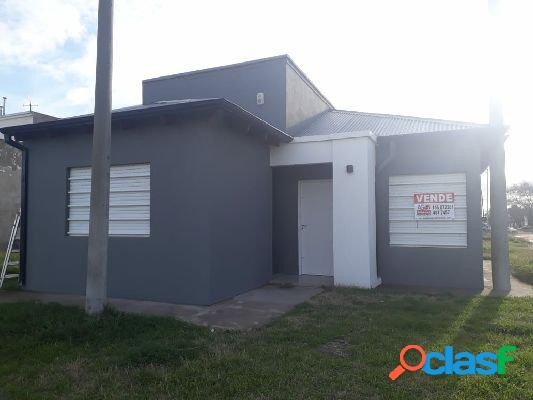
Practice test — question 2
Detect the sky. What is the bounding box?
[0,0,531,184]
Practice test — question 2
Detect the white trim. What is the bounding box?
[270,131,376,167]
[291,130,376,143]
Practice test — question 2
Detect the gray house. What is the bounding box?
[1,55,502,305]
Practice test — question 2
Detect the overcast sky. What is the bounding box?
[0,0,531,184]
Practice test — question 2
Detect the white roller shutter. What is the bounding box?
[389,173,467,247]
[68,164,150,237]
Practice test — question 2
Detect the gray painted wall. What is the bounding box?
[22,113,272,305]
[376,131,483,290]
[143,57,332,133]
[285,64,330,130]
[208,119,272,303]
[143,58,287,130]
[272,164,332,275]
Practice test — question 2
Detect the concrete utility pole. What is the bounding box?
[488,0,511,293]
[86,0,114,314]
[489,110,511,292]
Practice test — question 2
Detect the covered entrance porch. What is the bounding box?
[270,131,380,288]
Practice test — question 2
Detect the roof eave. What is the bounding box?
[377,126,499,140]
[0,99,293,144]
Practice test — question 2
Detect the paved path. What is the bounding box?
[0,284,322,330]
[482,260,533,297]
[514,232,533,244]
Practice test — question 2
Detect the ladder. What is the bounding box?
[1,210,21,289]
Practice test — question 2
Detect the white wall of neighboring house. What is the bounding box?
[0,112,37,139]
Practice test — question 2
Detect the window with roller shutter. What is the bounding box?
[388,173,467,248]
[67,163,150,237]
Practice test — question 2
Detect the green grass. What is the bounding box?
[483,234,491,260]
[0,250,20,291]
[0,290,531,399]
[0,249,20,263]
[484,234,533,285]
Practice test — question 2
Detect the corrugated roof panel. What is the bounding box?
[290,110,485,137]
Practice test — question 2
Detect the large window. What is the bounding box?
[67,163,150,237]
[389,173,467,248]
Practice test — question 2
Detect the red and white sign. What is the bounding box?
[413,192,455,220]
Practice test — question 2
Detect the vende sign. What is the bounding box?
[413,192,455,220]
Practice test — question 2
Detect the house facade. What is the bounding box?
[1,55,499,305]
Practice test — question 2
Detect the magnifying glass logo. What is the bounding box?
[389,344,426,381]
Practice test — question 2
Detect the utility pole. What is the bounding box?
[488,0,511,293]
[86,0,114,314]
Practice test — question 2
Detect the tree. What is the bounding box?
[507,182,533,227]
[0,140,21,170]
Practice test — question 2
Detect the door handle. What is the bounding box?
[300,224,307,230]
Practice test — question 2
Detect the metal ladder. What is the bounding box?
[1,210,21,289]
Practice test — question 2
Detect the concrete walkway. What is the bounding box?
[0,284,323,330]
[270,273,333,287]
[482,260,533,297]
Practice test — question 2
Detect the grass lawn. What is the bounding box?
[0,289,531,399]
[0,250,20,291]
[484,234,533,285]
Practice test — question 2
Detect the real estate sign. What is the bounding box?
[413,192,455,220]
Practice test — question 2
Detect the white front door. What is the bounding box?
[298,179,333,276]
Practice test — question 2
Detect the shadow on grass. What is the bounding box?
[0,288,529,400]
[0,302,207,360]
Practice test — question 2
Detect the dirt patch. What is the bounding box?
[284,314,311,328]
[318,339,350,358]
[352,296,386,305]
[514,233,533,244]
[279,282,295,289]
[309,291,352,306]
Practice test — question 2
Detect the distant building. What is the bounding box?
[0,111,57,246]
[0,111,57,138]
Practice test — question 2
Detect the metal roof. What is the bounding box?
[0,98,292,143]
[290,109,486,137]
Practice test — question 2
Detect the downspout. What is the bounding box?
[3,134,27,286]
